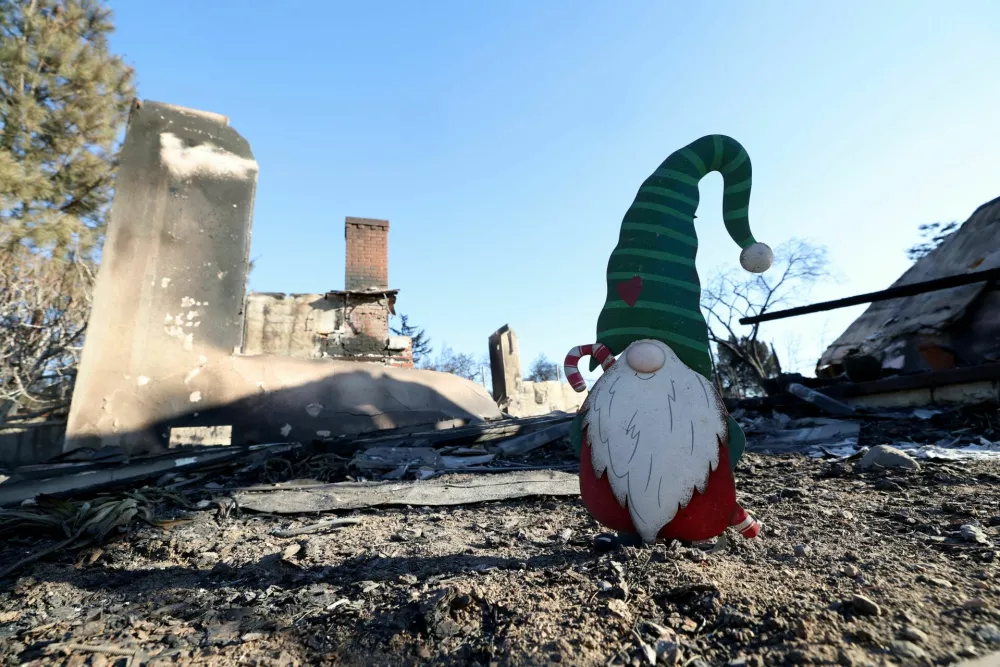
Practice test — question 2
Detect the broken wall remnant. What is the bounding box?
[817,195,1000,378]
[62,100,499,457]
[242,293,341,358]
[242,291,412,366]
[511,380,586,418]
[487,325,586,417]
[65,100,258,453]
[489,325,523,408]
[241,217,411,367]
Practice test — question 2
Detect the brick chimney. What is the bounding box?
[345,217,389,290]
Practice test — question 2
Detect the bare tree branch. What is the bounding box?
[0,243,93,417]
[700,238,830,397]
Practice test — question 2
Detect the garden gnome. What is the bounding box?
[564,134,772,548]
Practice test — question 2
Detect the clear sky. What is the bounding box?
[109,0,1000,382]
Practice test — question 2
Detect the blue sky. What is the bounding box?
[109,0,1000,381]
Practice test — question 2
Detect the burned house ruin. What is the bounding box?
[739,194,1000,410]
[57,100,501,459]
[243,217,412,367]
[818,195,1000,380]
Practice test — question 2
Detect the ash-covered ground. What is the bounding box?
[4,451,1000,666]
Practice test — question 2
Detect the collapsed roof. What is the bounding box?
[817,195,1000,377]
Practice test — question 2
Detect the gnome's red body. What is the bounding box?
[565,341,760,544]
[580,433,753,542]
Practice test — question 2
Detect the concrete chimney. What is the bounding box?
[345,217,389,291]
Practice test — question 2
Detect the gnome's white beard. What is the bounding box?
[582,344,728,543]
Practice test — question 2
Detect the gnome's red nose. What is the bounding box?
[625,342,666,374]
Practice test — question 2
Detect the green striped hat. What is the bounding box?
[591,134,772,377]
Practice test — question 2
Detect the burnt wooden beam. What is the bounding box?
[820,361,1000,399]
[739,267,1000,325]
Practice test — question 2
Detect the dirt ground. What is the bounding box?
[4,451,1000,667]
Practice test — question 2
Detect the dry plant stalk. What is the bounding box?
[0,488,187,578]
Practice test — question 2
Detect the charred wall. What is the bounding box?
[242,292,412,366]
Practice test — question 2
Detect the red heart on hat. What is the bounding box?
[616,276,643,307]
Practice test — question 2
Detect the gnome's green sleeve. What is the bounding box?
[588,134,771,471]
[570,411,585,457]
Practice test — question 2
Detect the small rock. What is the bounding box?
[783,649,811,664]
[655,639,680,666]
[0,610,21,623]
[729,628,755,643]
[974,623,1000,644]
[851,594,881,616]
[901,626,928,643]
[964,598,990,611]
[398,574,419,585]
[358,580,381,594]
[204,621,240,646]
[858,445,920,471]
[558,528,573,543]
[635,636,656,665]
[612,581,630,599]
[594,533,618,553]
[685,548,706,562]
[195,552,219,567]
[436,618,462,637]
[837,647,861,667]
[393,527,423,542]
[607,598,631,620]
[961,524,993,546]
[842,564,860,578]
[794,618,812,640]
[890,640,928,660]
[450,594,473,610]
[642,621,673,639]
[793,544,810,558]
[922,575,953,587]
[853,628,882,645]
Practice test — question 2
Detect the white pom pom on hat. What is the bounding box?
[739,242,773,273]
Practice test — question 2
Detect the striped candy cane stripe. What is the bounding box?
[564,344,616,393]
[731,506,761,540]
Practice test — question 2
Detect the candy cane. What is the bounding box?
[564,343,616,393]
[730,505,761,540]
